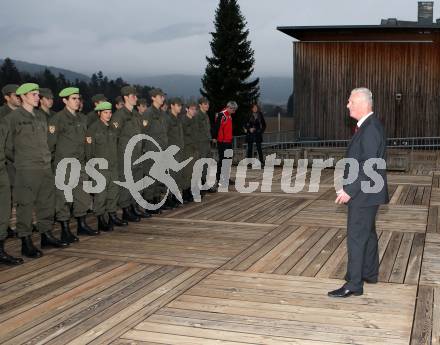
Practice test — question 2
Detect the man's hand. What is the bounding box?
[335,189,351,204]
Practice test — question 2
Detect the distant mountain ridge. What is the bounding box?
[0,58,90,82]
[1,58,292,105]
[126,74,292,105]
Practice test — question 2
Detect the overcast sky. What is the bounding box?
[1,0,438,78]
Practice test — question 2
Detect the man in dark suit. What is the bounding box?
[328,88,389,298]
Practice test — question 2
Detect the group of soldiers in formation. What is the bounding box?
[0,83,235,266]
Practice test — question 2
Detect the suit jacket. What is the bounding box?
[343,114,389,207]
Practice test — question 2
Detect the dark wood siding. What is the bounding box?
[293,42,440,140]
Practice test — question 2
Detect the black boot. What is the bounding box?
[21,236,43,258]
[122,207,140,222]
[98,215,113,232]
[60,221,79,243]
[7,227,16,238]
[41,231,69,248]
[164,195,178,209]
[109,212,128,226]
[77,216,99,236]
[0,240,24,265]
[131,205,152,218]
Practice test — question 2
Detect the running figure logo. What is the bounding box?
[115,134,192,210]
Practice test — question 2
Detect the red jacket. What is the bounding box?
[213,109,233,143]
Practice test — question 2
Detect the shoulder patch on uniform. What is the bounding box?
[112,121,119,129]
[143,120,148,127]
[86,137,92,144]
[48,125,56,134]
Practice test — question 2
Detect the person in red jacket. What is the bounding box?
[212,101,238,185]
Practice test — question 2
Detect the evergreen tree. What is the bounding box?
[201,0,260,135]
[0,58,22,85]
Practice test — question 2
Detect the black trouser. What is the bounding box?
[344,203,380,292]
[216,142,233,182]
[246,140,264,163]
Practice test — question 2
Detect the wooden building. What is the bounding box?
[278,24,440,140]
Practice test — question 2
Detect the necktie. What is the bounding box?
[355,125,359,133]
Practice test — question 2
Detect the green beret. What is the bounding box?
[198,97,209,105]
[59,87,79,98]
[94,101,112,111]
[39,88,54,99]
[16,83,39,96]
[169,97,183,105]
[1,84,19,96]
[91,93,107,103]
[121,86,137,96]
[149,88,166,98]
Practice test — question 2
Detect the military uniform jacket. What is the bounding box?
[111,106,144,161]
[40,108,56,121]
[0,104,13,121]
[181,114,199,147]
[86,110,98,127]
[3,107,51,170]
[0,123,8,174]
[165,111,184,150]
[48,108,88,165]
[85,119,118,170]
[195,110,211,142]
[143,105,168,152]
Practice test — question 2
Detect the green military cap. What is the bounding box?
[149,88,166,97]
[39,88,54,99]
[121,86,137,96]
[1,84,19,96]
[94,101,112,111]
[91,93,107,103]
[59,87,79,98]
[16,83,39,96]
[198,97,209,104]
[169,97,183,105]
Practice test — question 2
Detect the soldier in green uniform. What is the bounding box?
[0,84,21,238]
[85,101,127,231]
[48,87,98,242]
[195,97,213,192]
[143,88,171,210]
[111,85,150,221]
[39,88,56,120]
[87,94,107,127]
[4,83,68,258]
[181,101,200,202]
[0,121,23,265]
[136,98,148,116]
[0,84,21,120]
[164,97,185,207]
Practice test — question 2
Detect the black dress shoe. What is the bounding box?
[21,236,43,258]
[76,216,99,236]
[131,205,152,218]
[0,240,24,265]
[41,231,69,248]
[122,207,140,222]
[98,215,113,232]
[109,212,128,226]
[60,221,79,243]
[7,227,16,238]
[328,286,363,298]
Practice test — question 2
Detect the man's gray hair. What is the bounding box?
[227,101,238,110]
[351,87,373,107]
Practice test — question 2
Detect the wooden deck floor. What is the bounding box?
[1,168,439,344]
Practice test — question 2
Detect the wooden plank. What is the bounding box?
[410,285,433,345]
[405,233,426,285]
[390,232,414,284]
[379,232,403,282]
